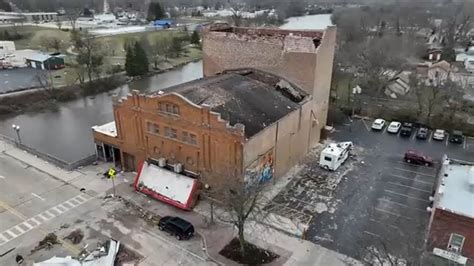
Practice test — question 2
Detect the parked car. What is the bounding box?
[158,216,195,240]
[387,121,401,134]
[432,129,446,141]
[400,122,414,137]
[371,119,386,131]
[449,130,464,144]
[404,150,433,166]
[416,127,429,140]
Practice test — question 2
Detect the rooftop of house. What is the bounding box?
[150,68,308,138]
[436,157,474,218]
[92,121,117,137]
[430,60,451,72]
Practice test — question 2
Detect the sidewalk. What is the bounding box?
[0,139,134,196]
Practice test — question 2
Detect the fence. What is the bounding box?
[0,134,96,171]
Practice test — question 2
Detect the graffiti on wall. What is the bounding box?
[245,148,274,185]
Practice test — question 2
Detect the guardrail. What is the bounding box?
[0,134,96,171]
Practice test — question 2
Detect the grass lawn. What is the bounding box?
[2,25,71,51]
[96,30,188,57]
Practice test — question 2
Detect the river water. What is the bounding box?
[0,14,333,163]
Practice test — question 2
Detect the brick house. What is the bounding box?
[427,156,474,264]
[92,24,336,205]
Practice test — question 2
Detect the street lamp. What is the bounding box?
[11,124,21,144]
[351,85,362,118]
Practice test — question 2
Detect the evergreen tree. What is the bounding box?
[147,2,166,21]
[169,37,183,57]
[125,45,136,76]
[190,30,201,45]
[134,42,149,75]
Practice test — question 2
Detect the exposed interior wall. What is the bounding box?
[310,26,337,147]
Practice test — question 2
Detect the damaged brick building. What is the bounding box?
[92,24,336,203]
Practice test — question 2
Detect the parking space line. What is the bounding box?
[387,181,431,193]
[428,131,433,143]
[463,139,467,150]
[362,120,371,131]
[384,189,430,202]
[388,174,433,185]
[375,208,412,220]
[445,134,449,146]
[411,132,417,140]
[393,167,436,177]
[378,198,427,212]
[383,126,388,134]
[394,162,437,171]
[369,218,400,230]
[364,231,380,238]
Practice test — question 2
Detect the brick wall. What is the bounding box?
[428,208,474,259]
[111,91,246,189]
[202,25,337,148]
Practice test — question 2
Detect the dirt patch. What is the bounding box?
[31,233,60,254]
[219,238,279,265]
[65,229,84,244]
[115,244,143,266]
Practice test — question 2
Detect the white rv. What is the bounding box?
[0,41,15,58]
[319,141,353,171]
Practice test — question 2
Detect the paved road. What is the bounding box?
[0,153,212,265]
[305,117,474,263]
[0,68,44,93]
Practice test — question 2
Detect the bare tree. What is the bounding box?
[40,35,62,52]
[55,17,63,30]
[211,172,268,257]
[75,32,104,82]
[66,9,82,31]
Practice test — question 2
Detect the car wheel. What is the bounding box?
[323,165,329,170]
[176,234,182,240]
[424,162,430,166]
[406,159,411,163]
[158,226,164,231]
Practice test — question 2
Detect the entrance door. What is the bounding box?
[123,153,136,172]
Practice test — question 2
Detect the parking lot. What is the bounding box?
[268,115,474,263]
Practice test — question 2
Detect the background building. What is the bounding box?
[427,156,474,264]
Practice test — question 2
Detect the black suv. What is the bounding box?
[158,216,194,240]
[400,122,414,137]
[450,130,464,144]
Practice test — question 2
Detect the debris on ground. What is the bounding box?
[34,239,121,266]
[115,244,142,265]
[31,233,60,253]
[64,229,84,244]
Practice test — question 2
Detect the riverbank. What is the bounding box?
[0,48,202,116]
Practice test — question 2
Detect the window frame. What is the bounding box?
[448,233,465,252]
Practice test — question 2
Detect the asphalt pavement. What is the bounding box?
[0,68,44,93]
[305,116,474,263]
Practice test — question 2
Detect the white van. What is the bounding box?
[319,141,353,171]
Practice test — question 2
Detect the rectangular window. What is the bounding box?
[324,156,332,162]
[147,122,159,134]
[448,233,465,252]
[158,102,180,115]
[190,134,197,145]
[173,105,179,114]
[182,131,189,142]
[170,128,177,139]
[164,127,177,139]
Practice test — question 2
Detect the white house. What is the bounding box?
[0,41,15,58]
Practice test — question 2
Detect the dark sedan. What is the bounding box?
[416,127,429,140]
[400,122,414,137]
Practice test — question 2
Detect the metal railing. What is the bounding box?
[0,134,96,171]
